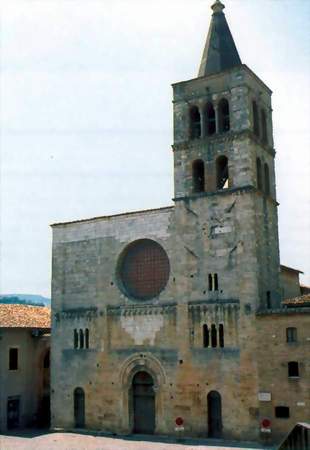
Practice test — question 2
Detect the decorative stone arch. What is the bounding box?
[119,353,167,433]
[120,352,167,388]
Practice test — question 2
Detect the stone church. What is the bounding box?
[51,0,310,445]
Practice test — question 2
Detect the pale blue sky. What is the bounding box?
[1,0,309,297]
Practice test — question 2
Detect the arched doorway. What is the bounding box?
[74,387,85,428]
[132,371,155,434]
[207,391,222,438]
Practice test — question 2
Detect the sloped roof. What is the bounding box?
[0,304,51,328]
[198,0,241,77]
[51,206,174,227]
[280,264,304,274]
[282,294,310,307]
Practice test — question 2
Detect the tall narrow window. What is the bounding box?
[85,329,89,349]
[261,109,268,144]
[266,291,271,309]
[190,106,201,139]
[43,350,50,369]
[219,324,224,348]
[192,159,205,193]
[264,163,270,196]
[252,101,260,137]
[205,102,216,136]
[79,329,84,349]
[288,361,299,378]
[216,156,229,189]
[214,273,218,291]
[286,327,297,343]
[203,324,209,348]
[256,158,262,190]
[9,348,18,371]
[211,324,217,348]
[208,274,213,291]
[218,99,230,132]
[74,329,78,349]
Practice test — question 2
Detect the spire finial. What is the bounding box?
[211,0,225,14]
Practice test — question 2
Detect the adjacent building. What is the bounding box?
[0,304,51,432]
[50,0,310,445]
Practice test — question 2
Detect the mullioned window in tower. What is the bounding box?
[218,98,230,132]
[189,106,201,139]
[205,102,216,135]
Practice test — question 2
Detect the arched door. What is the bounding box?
[207,391,222,438]
[132,371,155,434]
[74,387,85,428]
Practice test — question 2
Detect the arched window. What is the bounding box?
[286,327,297,343]
[261,109,268,144]
[218,99,230,133]
[79,329,84,349]
[211,324,217,348]
[264,163,270,196]
[85,329,89,349]
[216,156,229,189]
[256,158,262,190]
[74,329,78,349]
[192,159,205,193]
[74,387,85,428]
[205,102,216,136]
[189,106,201,139]
[214,273,218,291]
[219,324,224,348]
[208,274,213,291]
[203,324,209,348]
[252,101,260,137]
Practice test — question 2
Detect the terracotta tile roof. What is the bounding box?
[0,304,51,328]
[282,293,310,306]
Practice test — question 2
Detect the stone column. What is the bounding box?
[199,105,206,138]
[215,105,219,134]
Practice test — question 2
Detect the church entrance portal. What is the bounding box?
[207,391,222,438]
[132,371,155,434]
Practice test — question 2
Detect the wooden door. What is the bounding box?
[7,397,20,429]
[74,387,85,428]
[133,371,155,434]
[207,391,222,438]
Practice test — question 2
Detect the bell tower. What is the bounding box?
[172,0,281,310]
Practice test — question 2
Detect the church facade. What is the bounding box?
[51,1,310,444]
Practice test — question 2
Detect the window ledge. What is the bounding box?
[288,376,300,380]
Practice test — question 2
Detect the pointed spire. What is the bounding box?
[198,0,242,77]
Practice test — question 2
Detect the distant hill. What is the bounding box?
[0,294,51,307]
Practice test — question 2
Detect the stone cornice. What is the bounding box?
[55,307,98,321]
[107,303,177,317]
[173,185,255,202]
[172,129,275,157]
[256,307,310,316]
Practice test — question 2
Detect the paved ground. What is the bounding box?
[0,431,274,450]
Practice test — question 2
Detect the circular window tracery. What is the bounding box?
[118,239,170,300]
